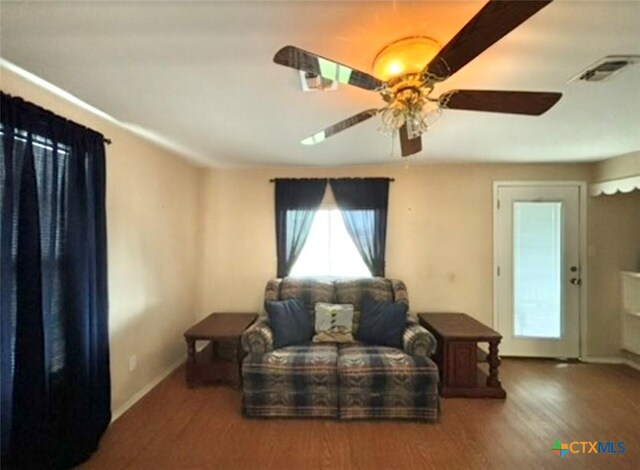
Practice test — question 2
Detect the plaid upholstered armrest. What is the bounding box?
[241,315,274,354]
[403,319,437,357]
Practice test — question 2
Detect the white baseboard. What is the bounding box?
[111,354,186,423]
[581,356,640,372]
[581,356,623,364]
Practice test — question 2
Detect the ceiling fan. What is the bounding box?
[273,0,562,157]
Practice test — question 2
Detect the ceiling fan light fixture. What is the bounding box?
[372,36,441,81]
[274,0,560,159]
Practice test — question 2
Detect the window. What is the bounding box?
[0,127,70,373]
[289,209,371,277]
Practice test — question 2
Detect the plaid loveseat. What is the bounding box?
[241,278,440,421]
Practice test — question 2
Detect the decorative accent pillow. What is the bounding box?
[313,302,355,343]
[265,298,313,349]
[355,296,408,348]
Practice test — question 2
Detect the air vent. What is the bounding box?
[299,71,337,92]
[568,55,640,83]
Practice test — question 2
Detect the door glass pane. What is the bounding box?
[513,202,562,338]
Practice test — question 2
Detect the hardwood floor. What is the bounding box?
[80,359,640,470]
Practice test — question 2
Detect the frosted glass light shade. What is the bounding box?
[372,37,441,81]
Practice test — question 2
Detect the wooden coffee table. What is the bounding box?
[418,313,506,398]
[184,312,257,389]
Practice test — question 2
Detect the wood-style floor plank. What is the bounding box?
[79,360,640,470]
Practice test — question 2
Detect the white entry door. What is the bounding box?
[494,183,582,358]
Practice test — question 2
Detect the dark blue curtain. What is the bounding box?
[275,178,327,277]
[1,93,111,469]
[329,178,390,277]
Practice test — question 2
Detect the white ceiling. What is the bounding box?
[1,0,639,167]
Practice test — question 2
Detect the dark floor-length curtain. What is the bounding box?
[1,93,111,469]
[329,178,390,277]
[275,178,327,277]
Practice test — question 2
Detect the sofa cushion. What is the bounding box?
[279,278,335,316]
[313,302,355,343]
[334,278,394,305]
[356,297,408,348]
[337,343,439,388]
[335,278,394,331]
[337,343,439,420]
[265,298,313,349]
[242,344,339,418]
[244,344,338,387]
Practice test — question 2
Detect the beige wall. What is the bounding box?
[589,150,640,361]
[592,151,640,182]
[199,164,639,360]
[587,191,640,358]
[3,63,638,420]
[1,67,204,414]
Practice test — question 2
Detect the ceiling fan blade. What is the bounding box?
[399,124,422,157]
[425,0,553,79]
[440,90,562,115]
[274,45,384,91]
[301,109,378,145]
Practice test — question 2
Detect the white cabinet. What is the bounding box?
[621,271,640,354]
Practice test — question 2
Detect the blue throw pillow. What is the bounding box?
[265,298,313,349]
[356,297,408,348]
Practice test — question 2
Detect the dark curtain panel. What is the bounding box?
[275,178,327,277]
[1,93,111,469]
[329,178,390,276]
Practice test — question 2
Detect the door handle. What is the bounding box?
[570,278,582,286]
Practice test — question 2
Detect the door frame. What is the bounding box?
[492,181,588,358]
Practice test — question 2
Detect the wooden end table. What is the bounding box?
[184,312,257,389]
[418,313,506,399]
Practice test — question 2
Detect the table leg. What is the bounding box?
[487,340,502,388]
[186,339,196,388]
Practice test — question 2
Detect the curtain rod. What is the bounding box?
[269,178,394,182]
[2,93,112,145]
[4,132,112,149]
